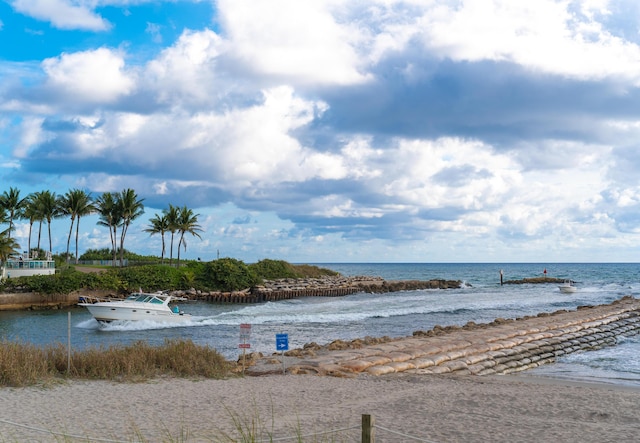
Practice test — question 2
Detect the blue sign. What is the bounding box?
[276,333,289,351]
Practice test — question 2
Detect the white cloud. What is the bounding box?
[146,22,163,44]
[42,48,135,103]
[362,0,640,83]
[5,0,640,261]
[12,0,110,31]
[145,29,224,106]
[217,0,368,85]
[378,137,519,210]
[14,116,47,158]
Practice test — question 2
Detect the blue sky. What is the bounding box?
[1,0,640,263]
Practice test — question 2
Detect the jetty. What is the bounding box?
[246,296,640,377]
[176,276,462,303]
[0,276,462,310]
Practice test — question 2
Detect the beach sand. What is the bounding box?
[1,372,638,442]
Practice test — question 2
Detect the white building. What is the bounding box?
[1,251,56,280]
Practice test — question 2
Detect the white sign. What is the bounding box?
[240,323,251,340]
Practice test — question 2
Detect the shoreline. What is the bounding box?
[2,294,639,441]
[245,296,640,378]
[1,373,638,442]
[0,276,463,310]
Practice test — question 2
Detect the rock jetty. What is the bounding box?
[175,276,462,303]
[245,296,640,377]
[0,276,461,310]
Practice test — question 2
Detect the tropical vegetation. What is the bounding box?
[0,257,338,295]
[0,185,339,294]
[0,186,202,267]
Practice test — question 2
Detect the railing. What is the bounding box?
[3,260,55,270]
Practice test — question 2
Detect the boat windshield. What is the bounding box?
[128,293,166,303]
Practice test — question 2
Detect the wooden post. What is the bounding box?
[362,414,375,443]
[67,312,71,374]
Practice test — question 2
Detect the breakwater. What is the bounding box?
[0,276,461,310]
[246,296,640,377]
[176,276,463,303]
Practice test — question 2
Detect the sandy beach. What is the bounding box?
[0,372,638,442]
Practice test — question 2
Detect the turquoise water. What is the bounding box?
[1,263,638,385]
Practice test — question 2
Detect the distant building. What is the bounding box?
[0,251,56,280]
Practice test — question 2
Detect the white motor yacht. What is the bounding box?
[78,291,191,323]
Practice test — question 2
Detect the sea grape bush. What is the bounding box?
[0,258,338,294]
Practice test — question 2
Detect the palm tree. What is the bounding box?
[36,191,61,256]
[0,187,26,240]
[175,206,203,268]
[59,189,95,264]
[144,213,169,263]
[116,189,144,266]
[22,193,41,259]
[29,191,58,256]
[0,228,20,262]
[164,204,180,265]
[95,192,121,265]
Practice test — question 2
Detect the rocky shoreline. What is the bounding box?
[0,276,463,310]
[245,296,640,377]
[173,276,463,303]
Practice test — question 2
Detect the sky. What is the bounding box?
[1,0,640,264]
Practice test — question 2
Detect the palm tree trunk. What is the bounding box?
[119,222,129,267]
[111,225,117,266]
[47,221,53,255]
[75,217,81,264]
[37,221,43,254]
[169,233,175,265]
[66,217,74,264]
[28,222,33,259]
[177,234,184,268]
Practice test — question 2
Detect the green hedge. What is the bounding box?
[0,259,338,295]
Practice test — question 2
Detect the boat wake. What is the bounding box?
[75,316,220,332]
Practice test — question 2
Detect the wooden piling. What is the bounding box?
[362,414,375,443]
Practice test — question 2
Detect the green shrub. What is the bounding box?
[250,259,302,279]
[290,264,340,278]
[111,265,185,292]
[0,258,340,295]
[203,258,260,292]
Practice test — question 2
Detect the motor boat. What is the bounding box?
[78,291,191,323]
[558,280,577,293]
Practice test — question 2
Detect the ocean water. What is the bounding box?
[0,263,638,386]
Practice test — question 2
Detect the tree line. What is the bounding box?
[0,187,202,267]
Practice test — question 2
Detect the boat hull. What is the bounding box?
[559,286,577,293]
[80,303,191,323]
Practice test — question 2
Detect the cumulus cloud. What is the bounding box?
[42,48,135,104]
[402,0,640,83]
[4,0,640,260]
[11,0,111,31]
[217,0,369,85]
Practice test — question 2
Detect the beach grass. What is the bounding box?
[0,338,235,387]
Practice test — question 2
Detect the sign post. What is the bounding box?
[276,333,289,375]
[239,323,251,374]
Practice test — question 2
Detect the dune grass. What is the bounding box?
[0,340,359,442]
[0,338,235,387]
